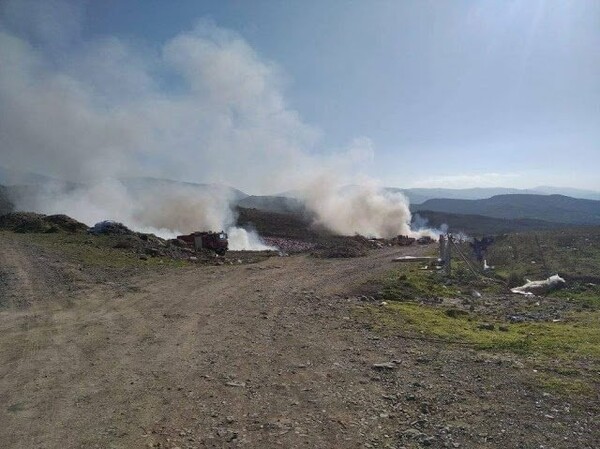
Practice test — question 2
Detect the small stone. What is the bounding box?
[372,362,397,370]
[402,428,423,439]
[478,323,495,331]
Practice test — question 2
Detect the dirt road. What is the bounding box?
[0,234,597,448]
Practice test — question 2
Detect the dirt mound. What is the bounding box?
[312,236,369,258]
[0,212,88,234]
[0,212,87,233]
[0,212,50,233]
[45,214,88,233]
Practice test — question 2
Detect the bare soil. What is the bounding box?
[0,232,597,449]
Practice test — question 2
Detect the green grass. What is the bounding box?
[380,268,461,301]
[550,282,600,310]
[356,302,600,362]
[7,231,188,269]
[371,263,503,302]
[536,373,594,396]
[483,228,600,284]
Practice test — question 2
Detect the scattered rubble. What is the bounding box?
[262,237,316,253]
[416,236,435,245]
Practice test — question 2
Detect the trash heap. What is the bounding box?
[262,237,316,253]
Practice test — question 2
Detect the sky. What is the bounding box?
[0,0,599,192]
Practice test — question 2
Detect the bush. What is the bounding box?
[507,271,525,288]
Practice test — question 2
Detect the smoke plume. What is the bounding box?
[0,1,433,243]
[301,179,412,238]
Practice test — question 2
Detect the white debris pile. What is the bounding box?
[510,274,566,296]
[261,237,316,253]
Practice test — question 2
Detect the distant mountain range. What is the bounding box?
[119,177,248,202]
[1,166,599,231]
[1,166,598,201]
[387,186,600,203]
[412,194,600,226]
[412,210,565,235]
[237,195,306,214]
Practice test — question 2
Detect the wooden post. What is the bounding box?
[439,235,445,262]
[445,234,452,276]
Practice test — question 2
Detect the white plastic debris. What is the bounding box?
[510,274,566,296]
[483,259,494,270]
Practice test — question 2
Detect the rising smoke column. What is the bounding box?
[301,178,416,238]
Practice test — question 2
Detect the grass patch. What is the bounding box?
[483,228,600,285]
[373,263,503,302]
[7,402,25,413]
[381,268,460,301]
[536,373,594,396]
[356,302,600,362]
[8,232,188,269]
[551,282,600,310]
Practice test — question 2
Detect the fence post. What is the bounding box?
[445,234,451,276]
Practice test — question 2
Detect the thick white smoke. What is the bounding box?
[18,179,234,238]
[301,178,433,239]
[227,227,276,251]
[0,2,436,243]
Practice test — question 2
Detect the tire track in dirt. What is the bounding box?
[0,235,37,307]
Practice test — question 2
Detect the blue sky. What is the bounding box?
[1,0,599,191]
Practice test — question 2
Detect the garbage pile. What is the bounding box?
[88,220,136,236]
[87,220,194,260]
[353,234,418,248]
[262,237,316,253]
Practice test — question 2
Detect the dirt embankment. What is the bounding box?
[0,234,597,449]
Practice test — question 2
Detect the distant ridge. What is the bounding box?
[411,194,600,225]
[236,195,306,214]
[387,186,600,202]
[413,210,564,235]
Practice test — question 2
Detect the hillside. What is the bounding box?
[236,195,306,214]
[236,207,321,240]
[388,187,600,203]
[120,177,248,202]
[412,194,600,225]
[413,210,564,235]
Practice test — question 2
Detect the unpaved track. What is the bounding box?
[0,234,597,449]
